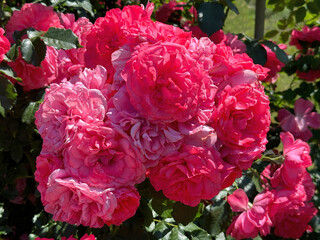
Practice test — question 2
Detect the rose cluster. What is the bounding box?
[227,132,317,239]
[5,2,272,228]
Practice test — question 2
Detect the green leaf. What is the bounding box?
[261,40,289,64]
[221,0,239,14]
[22,101,40,124]
[153,221,171,239]
[171,202,199,226]
[21,38,47,66]
[280,31,290,42]
[169,228,188,240]
[0,62,22,82]
[139,199,153,227]
[295,7,307,22]
[65,0,94,16]
[42,27,81,50]
[197,2,225,37]
[307,2,320,14]
[264,29,278,38]
[245,41,267,66]
[204,201,230,236]
[251,173,263,192]
[0,76,17,117]
[6,44,18,61]
[27,29,43,39]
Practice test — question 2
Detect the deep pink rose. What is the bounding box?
[0,28,10,62]
[149,145,224,207]
[122,42,216,123]
[56,15,93,82]
[224,33,247,54]
[209,44,269,85]
[262,132,312,189]
[297,69,320,82]
[107,86,183,168]
[5,3,63,43]
[8,47,58,91]
[85,4,154,81]
[36,234,96,240]
[279,98,320,141]
[269,189,317,239]
[262,43,287,83]
[211,83,270,169]
[34,152,64,200]
[290,25,320,50]
[105,186,140,226]
[227,189,273,240]
[43,169,117,228]
[63,122,146,188]
[35,80,108,154]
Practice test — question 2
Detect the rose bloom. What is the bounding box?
[8,47,59,91]
[84,4,154,81]
[105,186,140,226]
[209,44,269,85]
[290,25,320,50]
[297,69,320,82]
[269,188,317,239]
[149,145,224,207]
[261,132,312,189]
[56,14,93,82]
[5,2,63,91]
[107,85,183,168]
[34,152,64,200]
[262,43,287,83]
[63,121,146,188]
[43,169,117,228]
[223,33,247,55]
[278,98,320,141]
[227,189,273,240]
[122,41,216,123]
[0,28,10,62]
[5,3,63,43]
[35,80,108,154]
[211,82,270,170]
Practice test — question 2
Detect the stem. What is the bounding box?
[234,181,239,189]
[153,219,178,228]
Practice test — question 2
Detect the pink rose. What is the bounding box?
[290,25,320,50]
[122,42,216,123]
[262,132,312,189]
[43,169,117,228]
[35,80,108,154]
[107,86,183,168]
[211,83,270,169]
[5,3,63,43]
[149,145,224,207]
[297,69,320,82]
[56,15,93,82]
[34,152,64,200]
[8,47,58,91]
[36,234,96,240]
[105,186,140,226]
[188,26,226,44]
[262,43,287,83]
[224,33,247,54]
[0,28,10,62]
[84,4,154,81]
[209,44,269,85]
[63,122,146,188]
[278,98,320,141]
[227,189,273,240]
[269,189,317,239]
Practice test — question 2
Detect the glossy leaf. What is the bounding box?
[42,27,81,50]
[21,38,47,66]
[0,77,17,117]
[197,2,225,37]
[261,40,289,64]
